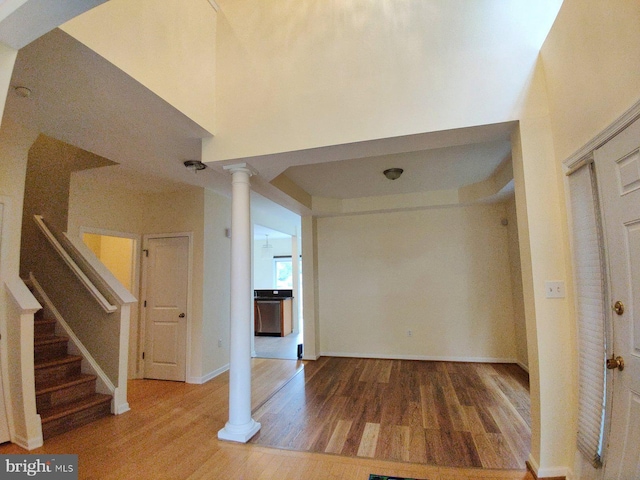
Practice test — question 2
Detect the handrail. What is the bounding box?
[33,215,117,313]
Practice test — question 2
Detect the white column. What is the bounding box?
[218,163,260,443]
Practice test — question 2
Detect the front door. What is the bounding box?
[595,116,640,478]
[143,236,189,382]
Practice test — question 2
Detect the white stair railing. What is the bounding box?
[33,215,117,313]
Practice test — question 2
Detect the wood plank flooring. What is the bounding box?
[250,357,531,470]
[0,357,532,479]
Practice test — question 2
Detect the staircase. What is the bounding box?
[34,311,112,439]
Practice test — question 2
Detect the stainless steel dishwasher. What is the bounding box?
[254,289,293,336]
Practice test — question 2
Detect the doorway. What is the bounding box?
[141,235,190,382]
[593,116,640,478]
[80,228,140,378]
[252,225,302,360]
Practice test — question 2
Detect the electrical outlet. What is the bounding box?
[218,338,222,347]
[545,281,565,298]
[407,330,413,337]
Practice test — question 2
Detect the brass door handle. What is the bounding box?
[606,355,624,371]
[614,301,625,315]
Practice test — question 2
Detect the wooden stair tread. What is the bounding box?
[39,393,111,423]
[36,374,96,395]
[35,355,82,370]
[34,335,68,346]
[34,319,56,325]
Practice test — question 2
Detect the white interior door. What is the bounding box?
[0,202,11,443]
[143,236,189,382]
[595,117,640,478]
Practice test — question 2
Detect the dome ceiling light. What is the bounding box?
[184,160,207,172]
[383,168,403,180]
[14,86,32,98]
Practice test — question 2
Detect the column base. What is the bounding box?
[217,419,261,443]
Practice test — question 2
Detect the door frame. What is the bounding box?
[563,98,640,476]
[79,226,141,378]
[139,232,193,381]
[0,195,13,442]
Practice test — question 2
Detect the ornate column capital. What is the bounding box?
[222,162,258,177]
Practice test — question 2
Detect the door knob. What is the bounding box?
[613,301,625,315]
[606,355,624,371]
[178,313,185,318]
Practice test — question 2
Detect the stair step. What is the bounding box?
[36,374,97,411]
[34,336,69,363]
[34,319,56,337]
[35,355,82,385]
[39,393,112,440]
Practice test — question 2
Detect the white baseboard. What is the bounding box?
[302,354,320,361]
[321,351,518,363]
[114,402,130,415]
[528,454,573,479]
[187,364,229,384]
[13,431,43,451]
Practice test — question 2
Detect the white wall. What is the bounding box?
[316,204,517,361]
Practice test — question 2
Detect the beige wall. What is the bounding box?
[83,234,134,292]
[0,118,38,447]
[61,0,217,134]
[143,188,206,381]
[540,0,640,476]
[201,190,231,379]
[316,204,517,361]
[68,174,232,382]
[542,0,640,163]
[212,0,561,161]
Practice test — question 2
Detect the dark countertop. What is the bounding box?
[254,289,293,299]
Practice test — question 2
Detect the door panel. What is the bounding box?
[594,117,640,479]
[144,236,189,382]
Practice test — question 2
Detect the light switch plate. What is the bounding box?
[545,281,565,298]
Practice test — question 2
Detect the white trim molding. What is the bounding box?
[529,454,574,479]
[187,364,229,385]
[33,215,117,313]
[564,97,640,171]
[12,429,43,451]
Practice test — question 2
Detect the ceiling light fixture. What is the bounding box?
[14,86,32,98]
[184,160,206,172]
[261,234,273,258]
[383,168,403,180]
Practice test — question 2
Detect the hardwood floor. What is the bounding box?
[0,357,532,479]
[254,331,303,359]
[250,357,531,470]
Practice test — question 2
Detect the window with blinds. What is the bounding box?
[567,161,608,467]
